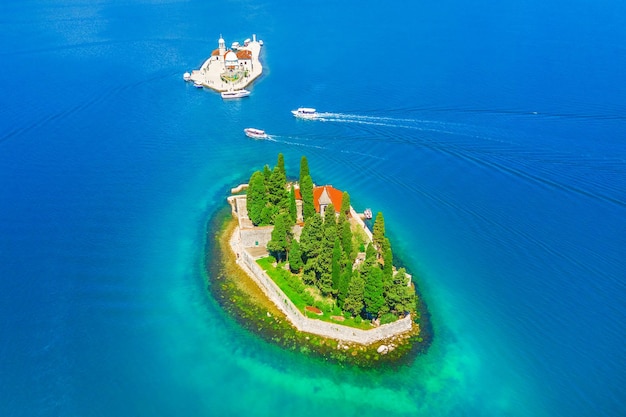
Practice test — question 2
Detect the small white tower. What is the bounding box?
[218,34,226,55]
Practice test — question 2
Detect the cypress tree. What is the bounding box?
[341,220,353,262]
[372,211,386,250]
[260,205,273,226]
[246,170,267,226]
[316,224,335,296]
[263,164,272,182]
[277,153,286,177]
[267,213,290,262]
[324,204,337,240]
[337,262,352,308]
[340,191,351,216]
[299,213,323,263]
[300,174,315,221]
[303,259,317,286]
[331,237,342,293]
[288,239,303,273]
[364,265,385,317]
[267,165,288,209]
[343,272,364,317]
[382,237,393,283]
[299,155,310,184]
[289,184,297,223]
[365,242,377,265]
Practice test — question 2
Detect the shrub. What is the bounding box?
[380,312,397,325]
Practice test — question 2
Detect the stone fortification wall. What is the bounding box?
[232,228,412,345]
[240,227,273,248]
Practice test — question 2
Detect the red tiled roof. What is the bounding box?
[236,50,252,60]
[211,49,221,56]
[294,185,344,213]
[313,185,343,213]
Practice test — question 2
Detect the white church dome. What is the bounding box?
[224,51,238,63]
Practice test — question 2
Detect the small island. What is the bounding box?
[185,34,263,92]
[210,154,431,366]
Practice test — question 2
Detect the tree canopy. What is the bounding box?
[245,154,417,322]
[246,170,267,226]
[300,174,315,221]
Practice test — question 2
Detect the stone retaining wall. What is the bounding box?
[231,227,412,345]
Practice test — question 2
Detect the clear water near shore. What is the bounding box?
[1,0,625,416]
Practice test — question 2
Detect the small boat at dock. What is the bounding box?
[363,208,373,219]
[193,81,204,88]
[244,128,268,139]
[221,89,250,99]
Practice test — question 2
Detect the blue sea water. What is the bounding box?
[1,0,625,416]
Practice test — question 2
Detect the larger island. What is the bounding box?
[210,154,431,366]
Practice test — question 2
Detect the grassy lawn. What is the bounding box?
[256,257,373,330]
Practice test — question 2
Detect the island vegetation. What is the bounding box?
[246,154,417,327]
[206,153,432,366]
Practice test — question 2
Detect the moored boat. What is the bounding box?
[363,208,373,219]
[291,107,318,119]
[221,89,251,99]
[244,128,268,139]
[193,81,204,88]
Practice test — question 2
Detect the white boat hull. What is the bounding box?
[221,89,251,99]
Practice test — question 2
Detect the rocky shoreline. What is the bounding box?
[205,207,433,368]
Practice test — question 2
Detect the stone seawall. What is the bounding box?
[230,227,413,345]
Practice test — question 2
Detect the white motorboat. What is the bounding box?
[193,81,204,88]
[221,89,251,99]
[183,72,191,81]
[291,107,318,119]
[244,128,268,139]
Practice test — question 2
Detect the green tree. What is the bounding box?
[260,205,273,225]
[365,242,377,265]
[267,213,291,262]
[337,263,352,308]
[382,237,393,283]
[246,170,267,226]
[324,204,337,240]
[267,165,288,210]
[289,184,297,223]
[303,259,317,286]
[331,238,342,293]
[316,225,335,296]
[299,155,310,184]
[343,272,364,317]
[299,213,323,263]
[364,266,385,317]
[393,268,417,314]
[277,153,286,177]
[372,211,386,250]
[288,239,303,273]
[263,164,272,182]
[340,191,351,216]
[340,220,353,262]
[300,174,315,221]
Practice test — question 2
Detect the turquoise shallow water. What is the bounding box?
[1,1,625,416]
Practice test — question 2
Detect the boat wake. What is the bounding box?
[293,111,626,209]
